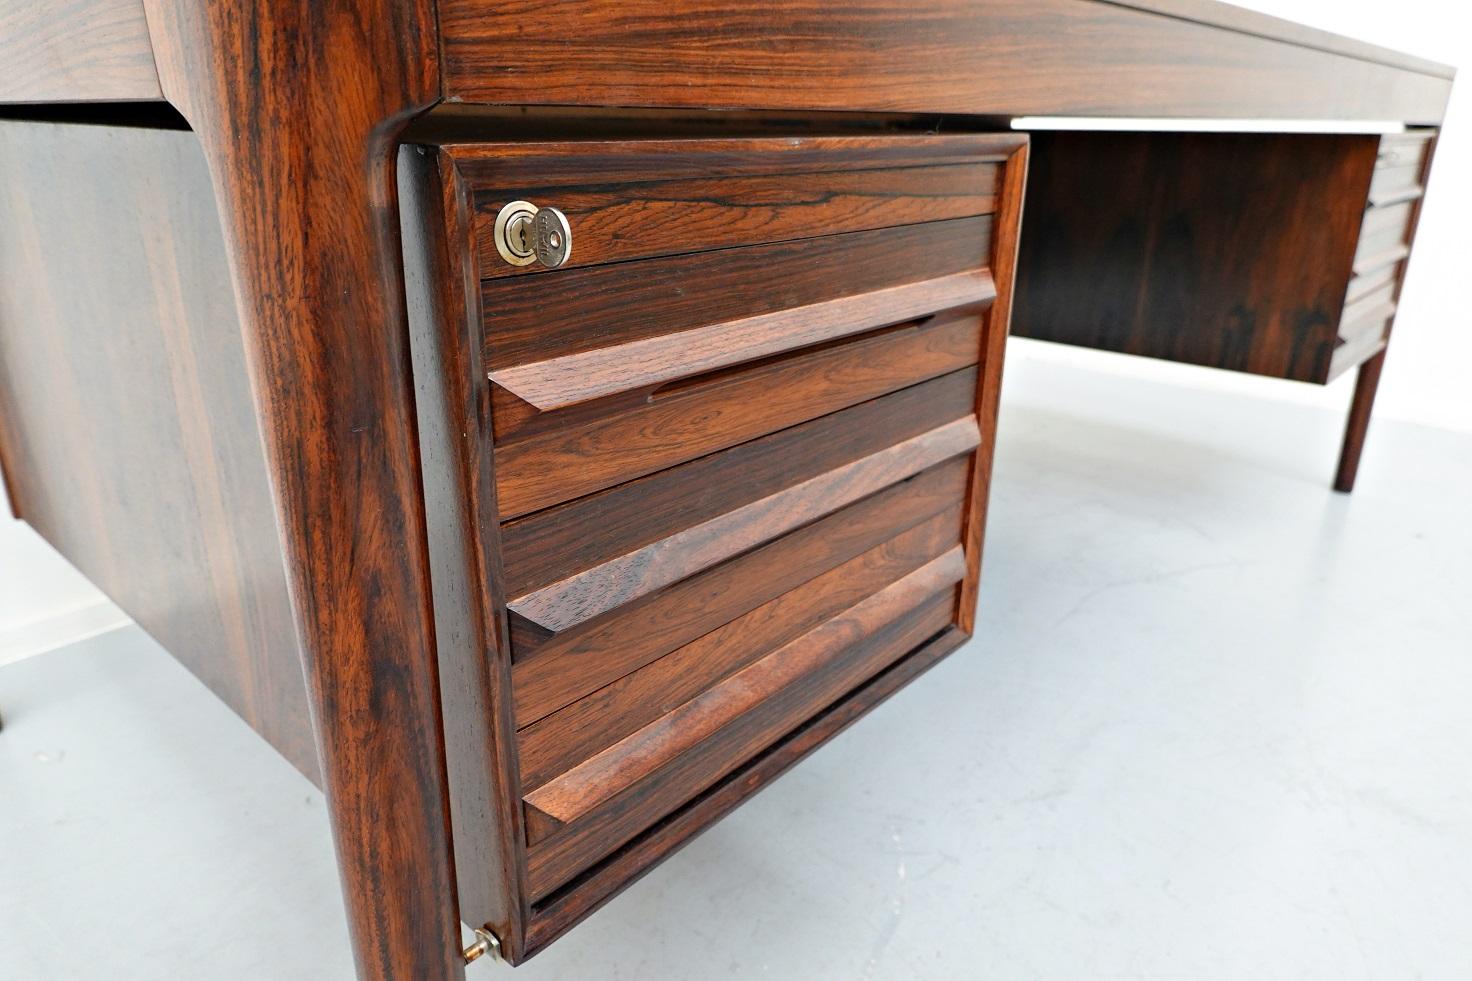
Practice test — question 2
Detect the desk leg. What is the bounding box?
[1334,350,1386,493]
[141,2,464,979]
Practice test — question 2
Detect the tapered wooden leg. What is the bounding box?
[1334,350,1386,493]
[141,2,464,979]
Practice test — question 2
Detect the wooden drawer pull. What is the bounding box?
[521,546,966,838]
[489,269,996,411]
[507,415,981,633]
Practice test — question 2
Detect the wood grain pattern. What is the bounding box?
[0,119,316,781]
[494,313,983,517]
[1013,131,1379,386]
[524,548,965,840]
[509,417,980,633]
[490,270,995,411]
[141,1,461,977]
[440,0,1453,124]
[501,370,978,602]
[524,586,962,898]
[515,508,963,791]
[0,0,162,103]
[473,161,998,277]
[524,621,968,952]
[481,216,993,371]
[510,456,972,728]
[448,134,1015,188]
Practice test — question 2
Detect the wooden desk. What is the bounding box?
[0,1,1452,975]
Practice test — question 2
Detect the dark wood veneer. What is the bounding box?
[1013,131,1380,385]
[0,120,315,780]
[440,0,1452,122]
[140,1,461,978]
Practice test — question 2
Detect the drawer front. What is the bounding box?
[464,137,1001,278]
[493,311,985,518]
[476,136,1005,519]
[410,131,1028,960]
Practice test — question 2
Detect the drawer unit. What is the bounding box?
[1331,130,1436,379]
[401,130,1028,963]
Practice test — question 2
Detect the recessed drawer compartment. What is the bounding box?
[400,130,1028,963]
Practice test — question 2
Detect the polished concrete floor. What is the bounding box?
[3,352,1470,980]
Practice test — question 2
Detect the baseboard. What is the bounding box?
[0,599,133,669]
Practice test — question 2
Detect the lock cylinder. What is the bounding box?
[493,200,572,269]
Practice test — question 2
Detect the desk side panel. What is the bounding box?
[440,0,1452,125]
[0,119,318,783]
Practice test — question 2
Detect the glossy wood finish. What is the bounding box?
[139,2,461,979]
[515,507,965,791]
[0,119,315,780]
[489,270,995,411]
[526,621,970,952]
[509,457,974,730]
[473,159,997,276]
[508,417,981,634]
[525,553,964,829]
[3,2,1454,975]
[481,216,993,372]
[522,556,965,884]
[494,314,983,517]
[0,0,162,103]
[399,128,1025,963]
[501,371,978,608]
[524,589,961,899]
[399,145,528,964]
[440,0,1453,123]
[1013,131,1380,385]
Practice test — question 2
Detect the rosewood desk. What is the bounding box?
[0,1,1452,975]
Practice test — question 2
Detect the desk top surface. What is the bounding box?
[0,0,1455,123]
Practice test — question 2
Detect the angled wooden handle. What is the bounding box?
[522,546,967,840]
[489,269,996,411]
[506,415,981,635]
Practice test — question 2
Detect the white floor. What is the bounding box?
[2,351,1470,980]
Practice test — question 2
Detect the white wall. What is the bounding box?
[0,483,129,667]
[1015,0,1471,436]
